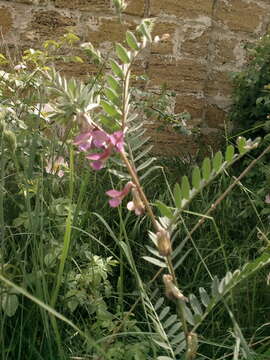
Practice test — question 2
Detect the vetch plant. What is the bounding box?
[43,20,269,359]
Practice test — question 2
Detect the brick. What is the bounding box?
[181,31,209,59]
[0,7,13,35]
[145,124,199,156]
[29,10,77,40]
[148,56,207,91]
[175,94,205,119]
[54,0,110,11]
[123,0,145,16]
[150,0,212,17]
[213,38,239,64]
[14,0,47,4]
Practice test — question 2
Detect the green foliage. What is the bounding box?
[230,33,270,132]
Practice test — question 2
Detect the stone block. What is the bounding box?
[0,7,13,35]
[30,10,77,40]
[205,70,232,97]
[213,38,239,65]
[86,17,136,47]
[215,0,264,33]
[123,0,145,16]
[151,22,177,55]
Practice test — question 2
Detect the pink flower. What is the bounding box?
[74,131,93,151]
[106,182,134,207]
[86,147,112,170]
[109,131,124,152]
[74,130,109,152]
[74,129,125,170]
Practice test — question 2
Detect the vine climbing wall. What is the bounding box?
[1,0,270,155]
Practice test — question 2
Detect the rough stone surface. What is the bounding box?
[1,0,270,155]
[0,7,13,35]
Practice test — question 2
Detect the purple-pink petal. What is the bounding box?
[90,160,104,170]
[109,198,122,207]
[92,130,109,147]
[106,189,124,197]
[74,132,93,151]
[86,153,102,160]
[110,131,124,152]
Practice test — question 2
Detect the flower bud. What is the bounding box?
[127,187,145,215]
[163,274,188,302]
[156,228,172,257]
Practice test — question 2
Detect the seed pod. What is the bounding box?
[157,228,172,257]
[163,274,188,302]
[4,130,17,153]
[186,332,198,360]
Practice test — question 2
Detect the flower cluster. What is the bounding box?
[45,156,68,178]
[74,129,124,170]
[74,127,144,214]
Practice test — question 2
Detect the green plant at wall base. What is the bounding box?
[230,33,270,133]
[131,86,193,135]
[1,14,270,360]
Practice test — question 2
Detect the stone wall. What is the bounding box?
[1,0,270,155]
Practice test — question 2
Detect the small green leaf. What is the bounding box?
[100,100,121,118]
[225,144,235,163]
[192,166,201,190]
[168,322,181,336]
[183,305,195,325]
[181,176,190,200]
[106,75,120,91]
[104,87,119,104]
[99,114,113,127]
[115,43,130,64]
[126,30,140,50]
[154,297,164,310]
[142,256,167,268]
[199,287,210,307]
[1,293,19,317]
[237,136,247,154]
[189,294,203,316]
[202,157,211,181]
[109,59,124,78]
[213,151,223,172]
[163,314,177,328]
[211,276,220,297]
[159,306,170,321]
[173,183,182,208]
[155,200,174,218]
[137,21,152,42]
